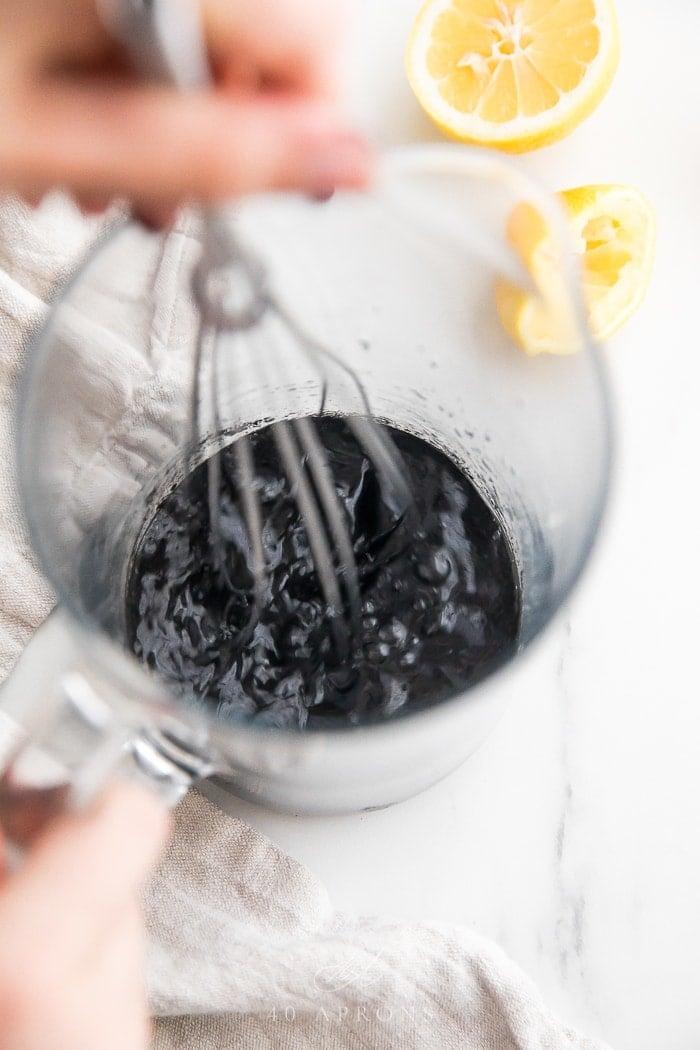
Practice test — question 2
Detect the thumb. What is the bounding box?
[1,782,170,963]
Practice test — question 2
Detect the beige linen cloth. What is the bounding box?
[0,194,609,1050]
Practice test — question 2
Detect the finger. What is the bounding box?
[0,782,169,964]
[132,201,180,230]
[0,825,6,883]
[21,0,119,69]
[7,898,153,1050]
[7,81,373,204]
[74,191,114,215]
[18,190,45,208]
[71,898,152,1050]
[203,0,347,99]
[87,895,145,980]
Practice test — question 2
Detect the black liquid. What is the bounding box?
[126,419,520,729]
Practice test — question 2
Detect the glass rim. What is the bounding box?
[16,142,615,741]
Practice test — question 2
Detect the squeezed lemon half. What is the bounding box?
[406,0,620,152]
[495,184,656,355]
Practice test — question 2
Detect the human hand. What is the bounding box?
[0,783,169,1050]
[0,0,370,217]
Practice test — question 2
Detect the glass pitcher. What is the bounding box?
[0,146,611,836]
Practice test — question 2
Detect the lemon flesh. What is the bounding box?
[496,185,656,355]
[561,185,656,342]
[406,0,620,152]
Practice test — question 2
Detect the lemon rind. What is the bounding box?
[406,0,621,152]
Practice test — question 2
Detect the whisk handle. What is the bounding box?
[98,0,211,90]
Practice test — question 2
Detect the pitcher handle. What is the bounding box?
[0,610,209,867]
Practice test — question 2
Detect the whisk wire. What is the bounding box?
[273,420,352,663]
[293,415,362,629]
[190,219,412,663]
[207,327,223,560]
[231,432,266,648]
[275,301,414,522]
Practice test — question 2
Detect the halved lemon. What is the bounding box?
[495,184,656,354]
[406,0,620,152]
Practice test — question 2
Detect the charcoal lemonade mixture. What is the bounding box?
[126,418,520,728]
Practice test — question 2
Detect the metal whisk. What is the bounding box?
[190,215,413,660]
[105,0,412,659]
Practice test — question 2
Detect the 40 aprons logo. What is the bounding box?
[265,1004,436,1025]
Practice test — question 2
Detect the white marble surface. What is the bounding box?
[205,1,700,1048]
